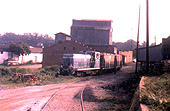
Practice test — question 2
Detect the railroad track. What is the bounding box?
[80,83,86,111]
[40,80,90,111]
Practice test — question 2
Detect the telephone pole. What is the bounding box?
[135,5,141,74]
[154,35,156,45]
[146,0,150,75]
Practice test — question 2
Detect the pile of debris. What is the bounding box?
[10,73,37,83]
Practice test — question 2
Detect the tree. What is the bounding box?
[8,41,31,56]
[141,41,146,47]
[0,32,55,47]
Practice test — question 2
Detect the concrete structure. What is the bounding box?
[71,19,113,46]
[55,32,71,44]
[42,41,92,68]
[119,51,133,63]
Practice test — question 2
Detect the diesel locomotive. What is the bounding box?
[58,51,123,76]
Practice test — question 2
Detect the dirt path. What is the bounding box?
[5,64,42,69]
[0,63,136,111]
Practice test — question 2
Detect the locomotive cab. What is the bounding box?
[85,51,100,68]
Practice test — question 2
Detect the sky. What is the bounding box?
[0,0,170,45]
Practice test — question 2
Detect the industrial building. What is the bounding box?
[71,19,113,46]
[43,19,118,67]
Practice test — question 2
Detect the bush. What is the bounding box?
[44,65,59,72]
[141,73,170,110]
[35,65,59,82]
[0,67,13,76]
[10,67,32,74]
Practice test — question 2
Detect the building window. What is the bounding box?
[73,47,75,50]
[64,47,66,50]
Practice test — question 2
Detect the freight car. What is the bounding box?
[58,51,123,76]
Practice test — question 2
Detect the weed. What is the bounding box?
[0,67,13,76]
[141,73,170,110]
[0,65,82,89]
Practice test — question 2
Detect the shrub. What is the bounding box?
[0,67,13,76]
[44,65,59,72]
[141,73,170,110]
[35,65,59,82]
[10,67,32,74]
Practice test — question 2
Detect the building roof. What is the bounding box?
[134,44,162,50]
[0,45,9,51]
[54,32,71,37]
[162,36,170,40]
[71,25,111,30]
[72,19,113,22]
[30,47,43,53]
[72,19,112,28]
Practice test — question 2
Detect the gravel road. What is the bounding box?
[5,64,42,69]
[0,63,136,111]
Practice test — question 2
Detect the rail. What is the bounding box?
[41,79,90,111]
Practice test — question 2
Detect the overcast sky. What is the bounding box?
[0,0,170,44]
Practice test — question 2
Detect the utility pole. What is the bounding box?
[131,28,133,51]
[154,35,156,45]
[146,0,150,76]
[135,5,141,74]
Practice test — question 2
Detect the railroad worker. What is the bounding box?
[68,64,73,75]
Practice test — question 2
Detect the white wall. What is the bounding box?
[18,53,43,64]
[0,51,8,64]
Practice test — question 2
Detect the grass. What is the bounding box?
[0,66,84,89]
[141,73,170,111]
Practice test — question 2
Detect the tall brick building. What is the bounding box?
[71,19,113,46]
